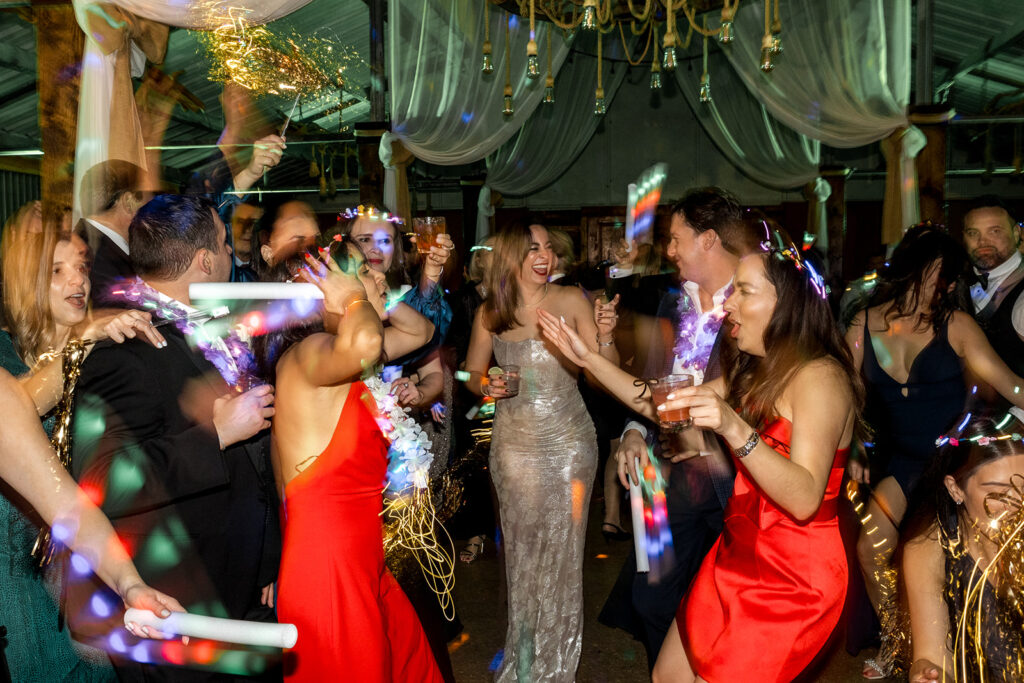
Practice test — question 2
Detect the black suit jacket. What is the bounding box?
[67,325,279,647]
[75,218,135,308]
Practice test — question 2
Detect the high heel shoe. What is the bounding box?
[460,536,485,563]
[601,522,631,542]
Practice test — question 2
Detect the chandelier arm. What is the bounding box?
[618,18,653,65]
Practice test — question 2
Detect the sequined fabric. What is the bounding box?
[490,337,597,682]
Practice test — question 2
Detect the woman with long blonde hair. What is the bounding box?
[0,201,164,682]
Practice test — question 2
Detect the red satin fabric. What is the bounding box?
[678,417,849,682]
[277,382,442,682]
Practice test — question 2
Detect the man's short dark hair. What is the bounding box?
[964,194,1018,225]
[129,194,221,280]
[670,187,759,256]
[79,160,142,217]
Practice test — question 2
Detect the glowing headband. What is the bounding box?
[340,204,404,225]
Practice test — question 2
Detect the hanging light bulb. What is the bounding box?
[482,41,494,74]
[718,20,734,44]
[526,39,540,79]
[663,45,677,71]
[582,0,598,30]
[699,72,712,103]
[593,86,606,115]
[650,61,662,90]
[543,75,555,104]
[759,34,775,72]
[502,85,514,116]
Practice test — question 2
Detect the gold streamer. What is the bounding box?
[191,4,363,99]
[382,488,456,620]
[32,339,90,567]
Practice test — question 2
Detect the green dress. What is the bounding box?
[0,330,115,682]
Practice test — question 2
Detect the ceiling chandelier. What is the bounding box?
[484,0,784,114]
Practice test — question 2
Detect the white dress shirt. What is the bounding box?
[85,218,129,256]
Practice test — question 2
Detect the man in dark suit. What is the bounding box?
[960,195,1024,421]
[75,160,147,307]
[68,194,279,681]
[598,188,761,666]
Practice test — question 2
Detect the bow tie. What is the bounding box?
[976,271,990,290]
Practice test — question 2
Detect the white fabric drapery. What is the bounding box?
[477,31,638,240]
[880,125,927,245]
[72,0,313,218]
[715,0,910,148]
[805,176,832,251]
[675,48,819,190]
[385,0,570,172]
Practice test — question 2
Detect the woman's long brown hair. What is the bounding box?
[483,222,536,335]
[728,249,864,430]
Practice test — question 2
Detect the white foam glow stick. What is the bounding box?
[189,282,323,301]
[124,609,297,649]
[630,456,649,573]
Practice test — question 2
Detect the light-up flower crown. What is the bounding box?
[341,204,404,225]
[758,220,828,300]
[936,411,1024,448]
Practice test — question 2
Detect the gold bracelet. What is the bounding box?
[344,297,371,314]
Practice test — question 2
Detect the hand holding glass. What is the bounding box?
[652,374,693,430]
[413,217,447,255]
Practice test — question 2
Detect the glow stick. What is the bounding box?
[624,183,637,252]
[123,609,297,649]
[189,282,323,301]
[630,455,649,573]
[625,163,667,248]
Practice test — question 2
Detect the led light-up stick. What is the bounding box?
[124,609,298,649]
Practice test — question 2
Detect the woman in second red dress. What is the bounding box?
[538,222,861,682]
[260,238,442,682]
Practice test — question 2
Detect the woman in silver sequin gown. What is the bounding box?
[466,223,616,682]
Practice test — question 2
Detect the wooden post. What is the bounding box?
[354,123,386,207]
[461,176,485,248]
[820,167,850,281]
[369,0,386,122]
[34,5,83,208]
[910,107,954,226]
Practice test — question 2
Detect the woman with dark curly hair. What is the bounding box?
[844,224,1024,678]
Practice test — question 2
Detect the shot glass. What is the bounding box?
[413,216,447,255]
[651,374,694,430]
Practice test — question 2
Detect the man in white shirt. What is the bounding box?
[961,195,1024,419]
[599,188,762,665]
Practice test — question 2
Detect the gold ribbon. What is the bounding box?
[32,339,90,567]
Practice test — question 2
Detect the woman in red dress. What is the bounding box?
[538,225,861,682]
[261,238,442,682]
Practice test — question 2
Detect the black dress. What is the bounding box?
[862,320,966,496]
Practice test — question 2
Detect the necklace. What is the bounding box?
[523,283,549,308]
